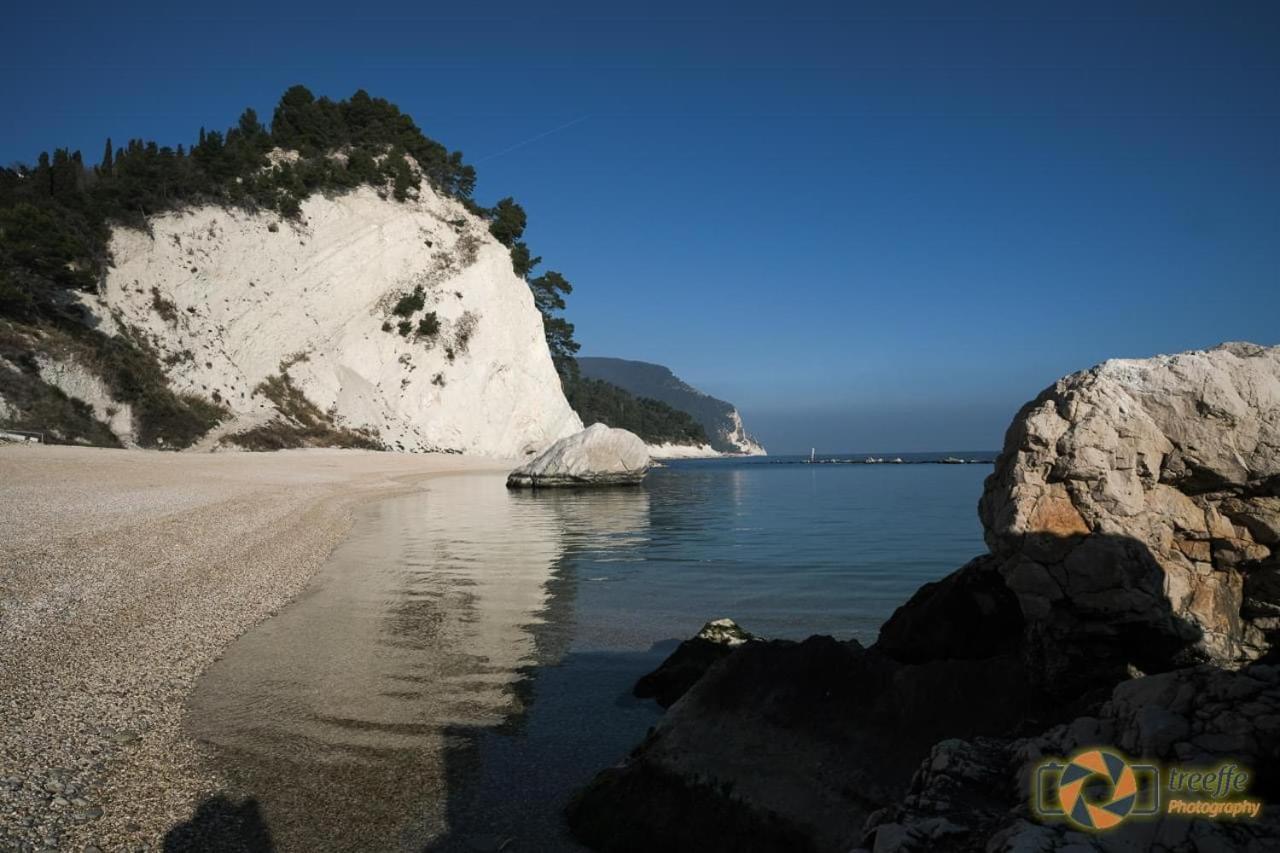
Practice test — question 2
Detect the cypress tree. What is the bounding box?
[101,138,113,176]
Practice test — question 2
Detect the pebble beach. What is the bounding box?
[0,445,503,852]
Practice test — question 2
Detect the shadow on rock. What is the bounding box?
[162,795,273,853]
[566,533,1224,853]
[568,344,1280,852]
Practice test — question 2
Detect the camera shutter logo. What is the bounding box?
[1035,748,1160,830]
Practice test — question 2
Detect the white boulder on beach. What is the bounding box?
[506,423,651,488]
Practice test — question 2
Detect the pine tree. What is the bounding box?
[529,270,572,314]
[509,242,539,279]
[238,107,265,139]
[544,316,580,375]
[488,197,526,247]
[527,270,579,375]
[100,138,113,176]
[50,149,78,200]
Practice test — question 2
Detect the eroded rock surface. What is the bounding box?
[980,342,1280,687]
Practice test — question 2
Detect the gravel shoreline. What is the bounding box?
[0,445,506,852]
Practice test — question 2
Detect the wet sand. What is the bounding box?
[176,472,662,852]
[0,444,506,852]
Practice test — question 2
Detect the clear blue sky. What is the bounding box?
[4,1,1277,453]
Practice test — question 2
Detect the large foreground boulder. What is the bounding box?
[507,423,650,488]
[567,343,1280,853]
[980,342,1280,687]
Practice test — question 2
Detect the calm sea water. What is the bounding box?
[184,455,993,852]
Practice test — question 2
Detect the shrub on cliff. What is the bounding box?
[224,370,382,451]
[417,312,440,338]
[0,320,226,448]
[392,286,426,318]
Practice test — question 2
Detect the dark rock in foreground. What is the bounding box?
[634,618,758,708]
[568,761,816,853]
[567,343,1280,853]
[858,664,1280,852]
[570,634,1055,852]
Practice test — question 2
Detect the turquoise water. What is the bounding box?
[184,455,993,851]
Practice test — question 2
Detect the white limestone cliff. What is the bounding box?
[645,442,721,459]
[95,182,582,456]
[720,408,766,456]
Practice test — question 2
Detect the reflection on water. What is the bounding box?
[185,461,990,851]
[186,475,651,852]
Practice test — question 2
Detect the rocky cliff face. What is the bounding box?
[568,343,1280,853]
[90,183,581,456]
[978,342,1280,685]
[576,356,766,455]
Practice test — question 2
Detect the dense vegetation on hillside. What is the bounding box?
[565,375,710,446]
[0,88,483,324]
[0,86,582,445]
[577,356,763,453]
